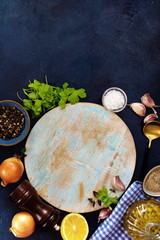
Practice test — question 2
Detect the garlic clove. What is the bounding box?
[128,103,146,116]
[112,175,125,191]
[98,207,112,222]
[144,114,158,124]
[141,93,159,108]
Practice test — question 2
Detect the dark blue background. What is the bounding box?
[1,0,160,239]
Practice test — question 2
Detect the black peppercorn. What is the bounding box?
[0,106,25,140]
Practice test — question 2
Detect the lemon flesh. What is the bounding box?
[60,213,89,240]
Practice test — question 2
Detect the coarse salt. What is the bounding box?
[102,89,126,112]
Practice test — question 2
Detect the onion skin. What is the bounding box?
[9,212,35,238]
[0,156,24,187]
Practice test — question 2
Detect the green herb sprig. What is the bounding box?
[17,77,86,118]
[88,186,118,208]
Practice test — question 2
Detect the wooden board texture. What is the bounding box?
[25,103,136,213]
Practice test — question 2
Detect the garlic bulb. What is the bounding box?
[9,212,35,238]
[128,103,146,116]
[0,156,24,187]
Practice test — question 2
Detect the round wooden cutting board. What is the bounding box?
[25,103,136,213]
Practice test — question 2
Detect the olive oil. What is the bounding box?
[124,199,160,240]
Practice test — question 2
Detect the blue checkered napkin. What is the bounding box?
[90,181,160,240]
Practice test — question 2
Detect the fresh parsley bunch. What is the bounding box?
[18,77,86,118]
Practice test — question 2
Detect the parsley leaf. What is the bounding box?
[23,99,33,110]
[68,89,87,104]
[58,99,66,109]
[28,92,38,100]
[63,82,69,89]
[28,79,41,90]
[110,196,119,204]
[68,92,80,104]
[76,88,87,98]
[103,198,111,208]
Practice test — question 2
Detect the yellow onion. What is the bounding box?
[0,156,24,187]
[9,212,36,238]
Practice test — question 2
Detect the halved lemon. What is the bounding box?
[60,213,89,240]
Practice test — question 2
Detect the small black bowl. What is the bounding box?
[0,100,30,146]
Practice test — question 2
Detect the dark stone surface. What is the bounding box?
[0,0,160,239]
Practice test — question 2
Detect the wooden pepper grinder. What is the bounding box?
[9,179,60,231]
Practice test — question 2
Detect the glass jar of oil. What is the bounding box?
[124,199,160,240]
